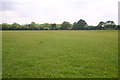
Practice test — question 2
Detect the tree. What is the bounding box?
[96,21,105,30]
[61,21,72,30]
[87,26,96,30]
[105,21,115,25]
[50,23,56,30]
[29,22,36,30]
[0,24,2,30]
[38,24,44,30]
[117,25,120,30]
[43,23,50,30]
[72,19,88,30]
[56,24,61,30]
[96,21,117,30]
[11,23,20,30]
[72,22,77,30]
[104,21,116,29]
[2,23,10,30]
[1,20,118,30]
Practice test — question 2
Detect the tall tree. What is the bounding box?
[11,23,20,30]
[72,19,88,30]
[2,23,10,30]
[104,21,116,29]
[29,22,36,30]
[61,21,72,30]
[50,23,56,30]
[43,23,50,30]
[96,21,105,30]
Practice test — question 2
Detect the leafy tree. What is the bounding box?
[43,23,50,30]
[61,21,72,30]
[72,22,77,30]
[96,21,117,30]
[105,21,115,25]
[86,26,96,30]
[50,23,56,30]
[0,24,2,30]
[96,21,105,30]
[11,23,20,30]
[29,22,36,30]
[38,24,44,30]
[104,21,116,29]
[117,25,120,30]
[1,20,118,30]
[56,24,61,30]
[72,19,88,30]
[2,23,10,30]
[34,24,41,30]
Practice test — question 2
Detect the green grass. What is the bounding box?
[0,31,2,79]
[2,30,118,78]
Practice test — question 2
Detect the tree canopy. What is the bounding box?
[1,19,119,30]
[72,19,88,30]
[61,21,72,30]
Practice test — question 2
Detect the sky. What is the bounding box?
[0,0,119,25]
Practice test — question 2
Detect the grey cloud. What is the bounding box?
[2,2,16,10]
[1,1,25,11]
[118,1,120,25]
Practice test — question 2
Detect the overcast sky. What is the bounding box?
[0,0,119,25]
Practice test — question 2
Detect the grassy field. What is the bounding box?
[0,31,2,79]
[2,30,118,78]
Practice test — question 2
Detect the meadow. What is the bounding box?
[2,30,118,78]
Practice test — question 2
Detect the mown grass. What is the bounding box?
[2,30,118,78]
[0,31,2,79]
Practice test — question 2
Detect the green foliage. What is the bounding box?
[104,21,116,29]
[96,21,117,30]
[117,25,120,29]
[29,22,36,30]
[72,19,88,30]
[96,21,105,30]
[43,23,50,30]
[11,23,21,30]
[0,20,118,30]
[50,23,56,30]
[61,21,72,30]
[2,23,11,30]
[0,24,2,30]
[2,30,118,78]
[39,25,44,30]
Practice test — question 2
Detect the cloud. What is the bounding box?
[2,2,16,11]
[118,1,120,25]
[0,11,32,24]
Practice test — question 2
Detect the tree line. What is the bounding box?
[0,19,119,30]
